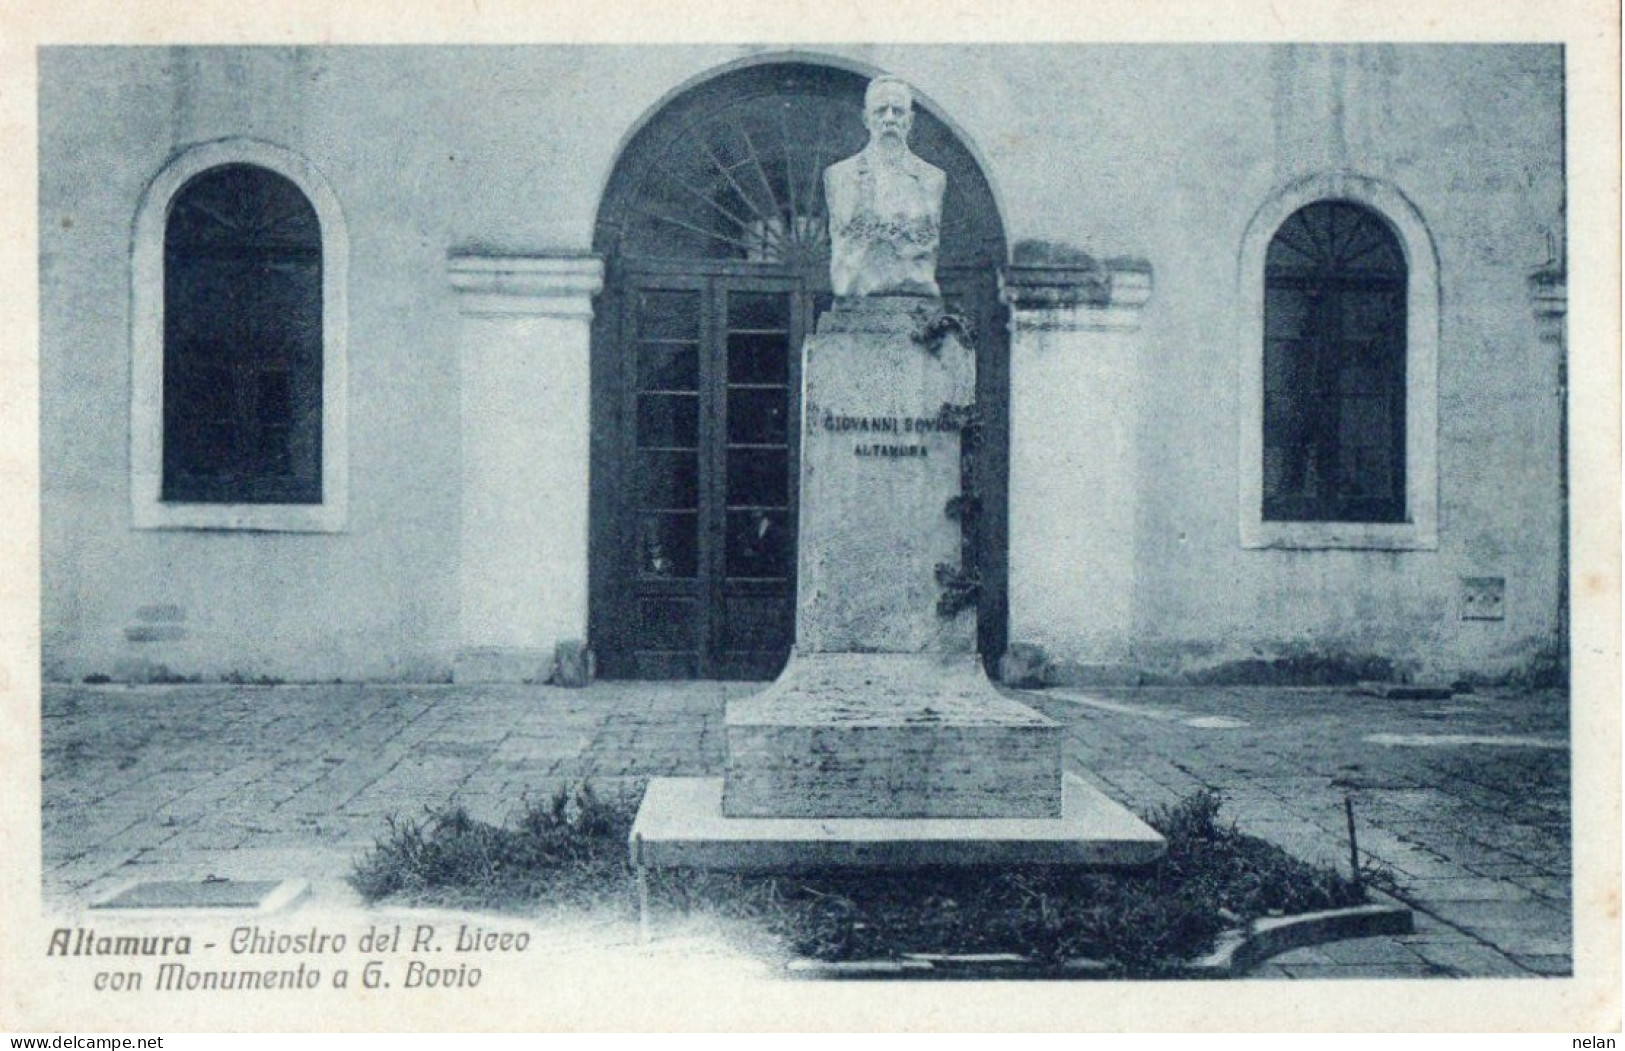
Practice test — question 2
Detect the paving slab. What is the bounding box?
[1402,940,1530,978]
[1401,876,1545,903]
[1506,953,1574,976]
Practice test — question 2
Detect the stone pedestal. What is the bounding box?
[722,298,1063,819]
[725,653,1060,818]
[794,300,976,655]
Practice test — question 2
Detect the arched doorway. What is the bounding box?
[590,60,1009,679]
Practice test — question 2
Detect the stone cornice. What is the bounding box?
[999,258,1153,332]
[448,254,605,318]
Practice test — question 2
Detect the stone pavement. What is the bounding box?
[39,679,1572,979]
[1023,686,1572,979]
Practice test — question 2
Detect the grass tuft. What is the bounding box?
[349,783,632,912]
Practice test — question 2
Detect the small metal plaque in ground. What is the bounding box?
[93,879,305,911]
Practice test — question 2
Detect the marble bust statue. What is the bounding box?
[823,76,946,298]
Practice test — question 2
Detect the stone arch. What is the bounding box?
[589,59,1012,677]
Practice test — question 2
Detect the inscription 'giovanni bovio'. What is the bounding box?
[820,409,963,459]
[820,412,962,434]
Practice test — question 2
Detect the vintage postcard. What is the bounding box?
[0,0,1618,1034]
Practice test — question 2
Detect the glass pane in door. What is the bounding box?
[716,288,796,679]
[723,292,793,581]
[630,287,704,676]
[634,288,701,580]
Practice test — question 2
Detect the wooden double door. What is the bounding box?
[592,261,1006,680]
[593,266,813,679]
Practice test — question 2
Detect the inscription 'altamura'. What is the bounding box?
[855,443,928,458]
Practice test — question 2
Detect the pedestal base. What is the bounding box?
[631,773,1166,870]
[724,652,1063,819]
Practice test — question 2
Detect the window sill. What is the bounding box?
[1241,520,1437,551]
[133,500,345,533]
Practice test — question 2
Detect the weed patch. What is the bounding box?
[349,784,631,914]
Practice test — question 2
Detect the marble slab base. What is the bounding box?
[632,773,1166,870]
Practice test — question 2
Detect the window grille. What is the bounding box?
[162,164,323,504]
[1262,201,1407,524]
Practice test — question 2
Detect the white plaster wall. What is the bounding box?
[41,48,472,682]
[1118,45,1566,680]
[1008,322,1140,663]
[39,44,1564,682]
[456,307,594,670]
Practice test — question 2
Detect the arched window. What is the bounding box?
[163,164,322,504]
[1262,201,1406,523]
[132,139,348,532]
[1238,173,1438,551]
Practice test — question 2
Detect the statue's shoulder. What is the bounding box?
[907,152,946,188]
[825,153,863,182]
